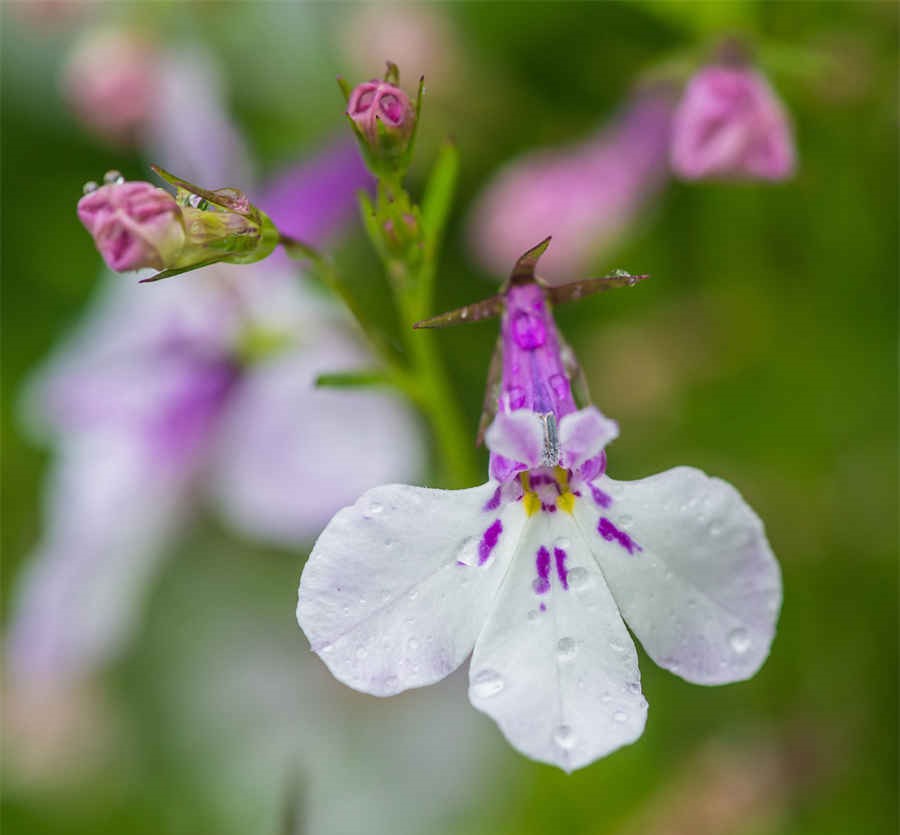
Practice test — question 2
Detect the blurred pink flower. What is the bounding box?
[77,180,185,271]
[62,26,160,145]
[670,65,795,181]
[339,4,459,91]
[469,89,675,283]
[6,51,421,744]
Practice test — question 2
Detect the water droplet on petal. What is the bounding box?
[385,675,399,689]
[82,180,98,194]
[103,170,124,185]
[364,501,383,518]
[455,536,479,566]
[408,589,418,601]
[626,681,641,696]
[471,669,504,698]
[553,724,576,750]
[613,710,628,723]
[618,514,633,529]
[407,637,419,651]
[729,627,751,654]
[355,646,367,659]
[556,637,577,661]
[567,567,591,592]
[554,537,571,550]
[609,639,627,653]
[527,609,541,623]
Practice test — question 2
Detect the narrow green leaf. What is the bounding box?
[315,369,391,389]
[421,140,459,250]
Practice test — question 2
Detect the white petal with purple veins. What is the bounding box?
[298,482,524,696]
[469,512,647,772]
[575,467,782,685]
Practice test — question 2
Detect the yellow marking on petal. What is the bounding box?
[557,491,576,514]
[523,491,541,516]
[554,466,570,489]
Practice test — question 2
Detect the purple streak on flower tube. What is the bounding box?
[469,90,675,283]
[670,65,795,181]
[489,281,577,482]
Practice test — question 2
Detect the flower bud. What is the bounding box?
[77,168,279,279]
[346,78,417,176]
[670,65,795,181]
[77,179,184,271]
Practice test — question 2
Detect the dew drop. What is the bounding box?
[82,180,99,194]
[554,537,571,550]
[364,501,383,518]
[553,724,576,750]
[527,609,541,623]
[556,637,577,661]
[549,374,569,400]
[103,169,124,185]
[355,646,367,660]
[385,675,399,689]
[455,536,479,567]
[709,523,722,537]
[729,627,751,654]
[626,681,641,696]
[567,567,591,592]
[618,514,633,529]
[471,669,504,698]
[613,710,628,723]
[407,637,420,651]
[408,589,418,601]
[609,639,627,653]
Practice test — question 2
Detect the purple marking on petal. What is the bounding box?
[483,486,502,511]
[590,483,613,509]
[540,602,547,612]
[534,546,552,594]
[597,517,642,555]
[542,502,558,513]
[554,547,569,589]
[478,519,503,565]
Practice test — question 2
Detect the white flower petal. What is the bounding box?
[211,334,425,545]
[297,482,524,697]
[469,512,647,772]
[575,467,782,685]
[484,410,544,469]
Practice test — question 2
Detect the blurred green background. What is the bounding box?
[2,2,897,834]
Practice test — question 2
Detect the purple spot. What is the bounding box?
[478,519,503,564]
[534,546,551,594]
[590,484,613,508]
[511,310,547,350]
[483,486,502,511]
[597,517,642,555]
[540,602,547,612]
[542,502,557,513]
[554,548,569,589]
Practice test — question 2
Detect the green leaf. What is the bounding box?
[315,369,392,389]
[421,140,459,251]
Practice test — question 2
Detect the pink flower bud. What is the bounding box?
[670,65,795,181]
[347,80,416,153]
[77,180,185,272]
[62,27,160,146]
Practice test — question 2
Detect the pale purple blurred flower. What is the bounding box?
[6,50,422,748]
[77,180,185,271]
[62,26,160,145]
[670,65,795,181]
[469,89,675,283]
